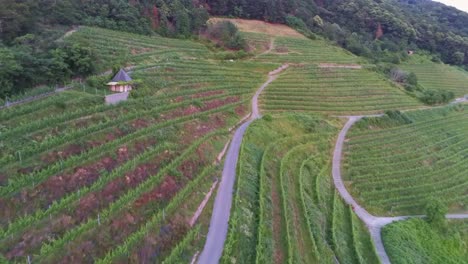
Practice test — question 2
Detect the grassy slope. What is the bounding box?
[261,65,422,114]
[344,105,468,215]
[401,55,468,97]
[383,219,468,264]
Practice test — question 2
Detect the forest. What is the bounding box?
[1,0,467,97]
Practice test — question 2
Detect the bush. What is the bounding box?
[263,114,273,122]
[205,21,246,50]
[417,89,455,105]
[384,110,413,124]
[214,50,251,60]
[86,75,109,89]
[425,199,447,230]
[286,15,317,39]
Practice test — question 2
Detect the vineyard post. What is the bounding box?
[98,214,101,225]
[17,151,22,163]
[27,255,31,264]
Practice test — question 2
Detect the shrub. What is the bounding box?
[384,110,413,124]
[263,114,273,122]
[86,75,109,89]
[286,15,317,39]
[214,50,251,60]
[425,199,447,230]
[417,89,455,105]
[205,21,246,50]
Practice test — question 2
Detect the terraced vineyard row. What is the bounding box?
[402,57,468,97]
[0,26,273,262]
[344,105,468,215]
[222,114,379,264]
[254,36,360,64]
[260,65,423,114]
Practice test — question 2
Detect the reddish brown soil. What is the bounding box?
[0,138,156,227]
[134,176,179,207]
[0,173,7,186]
[201,96,239,111]
[128,216,189,263]
[131,47,152,55]
[56,176,181,262]
[178,142,213,179]
[161,96,239,121]
[275,46,289,53]
[5,215,77,260]
[174,90,225,103]
[192,90,224,99]
[75,150,172,221]
[235,104,247,117]
[271,168,285,264]
[1,147,172,260]
[132,119,149,129]
[1,107,227,260]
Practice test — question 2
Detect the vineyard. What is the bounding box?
[2,18,468,264]
[401,56,468,97]
[260,65,423,115]
[0,26,273,263]
[343,105,468,215]
[222,114,379,264]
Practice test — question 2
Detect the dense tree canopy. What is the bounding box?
[0,0,209,97]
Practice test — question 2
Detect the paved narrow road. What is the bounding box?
[197,64,288,264]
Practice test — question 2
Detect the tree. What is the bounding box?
[0,46,22,97]
[451,51,465,65]
[425,199,447,229]
[61,43,96,76]
[312,15,323,27]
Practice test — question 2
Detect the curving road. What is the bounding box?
[332,116,468,264]
[197,64,289,264]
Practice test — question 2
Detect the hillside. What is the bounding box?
[2,0,468,99]
[0,17,467,264]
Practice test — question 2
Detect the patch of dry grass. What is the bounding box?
[209,18,305,38]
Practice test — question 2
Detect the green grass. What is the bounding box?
[344,105,468,215]
[261,65,422,115]
[254,35,360,64]
[402,56,468,97]
[223,114,379,264]
[383,219,468,264]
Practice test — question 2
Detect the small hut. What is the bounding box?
[107,69,133,92]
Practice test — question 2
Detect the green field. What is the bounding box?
[2,20,468,263]
[344,105,468,215]
[383,219,468,264]
[0,26,273,263]
[254,36,360,64]
[222,114,379,264]
[260,65,423,115]
[402,56,468,97]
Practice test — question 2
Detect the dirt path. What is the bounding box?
[318,63,362,69]
[197,64,289,264]
[332,116,468,264]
